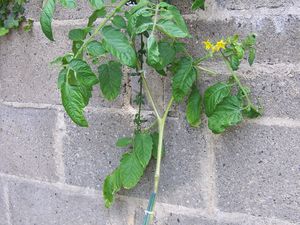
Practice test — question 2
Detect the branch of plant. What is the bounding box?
[74,0,129,59]
[197,65,218,76]
[141,73,162,119]
[220,51,252,106]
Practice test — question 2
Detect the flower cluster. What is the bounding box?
[203,39,226,53]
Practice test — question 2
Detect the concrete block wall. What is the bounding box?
[0,0,299,224]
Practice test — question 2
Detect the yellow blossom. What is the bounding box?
[215,39,226,51]
[203,40,213,50]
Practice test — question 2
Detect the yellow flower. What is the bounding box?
[215,39,226,51]
[203,40,213,50]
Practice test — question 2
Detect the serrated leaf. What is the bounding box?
[69,59,99,87]
[40,0,56,41]
[88,8,107,26]
[120,153,144,189]
[89,0,104,9]
[86,40,106,57]
[242,34,256,49]
[248,48,256,66]
[98,61,123,101]
[116,137,132,147]
[204,82,232,117]
[151,132,165,160]
[102,25,137,68]
[112,15,127,29]
[192,0,205,10]
[103,168,122,208]
[68,28,90,41]
[208,96,243,134]
[61,82,89,127]
[58,68,67,89]
[229,54,241,71]
[157,19,189,38]
[146,35,160,67]
[59,0,76,8]
[186,85,202,127]
[159,2,189,35]
[172,57,197,102]
[134,133,153,168]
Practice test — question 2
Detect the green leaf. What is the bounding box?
[116,137,132,147]
[89,0,104,9]
[58,68,67,89]
[242,34,256,49]
[172,57,197,102]
[102,25,137,68]
[146,34,160,67]
[134,133,153,168]
[68,28,90,41]
[186,85,202,127]
[69,59,99,87]
[229,54,241,71]
[40,0,56,41]
[157,19,190,38]
[61,83,89,127]
[208,96,243,134]
[248,48,256,66]
[159,2,189,36]
[192,0,205,10]
[243,105,262,119]
[98,61,123,101]
[151,132,165,160]
[88,8,107,26]
[59,0,76,8]
[0,27,9,36]
[103,168,122,208]
[112,15,127,29]
[204,82,232,117]
[86,41,106,57]
[120,153,144,189]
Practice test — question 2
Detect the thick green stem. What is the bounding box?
[142,95,174,225]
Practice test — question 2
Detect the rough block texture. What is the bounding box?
[0,105,58,182]
[0,179,8,225]
[0,0,299,224]
[8,180,131,225]
[63,109,134,189]
[215,124,300,224]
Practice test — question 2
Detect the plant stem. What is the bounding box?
[142,96,174,225]
[197,65,218,76]
[74,0,129,59]
[141,73,161,119]
[221,53,252,106]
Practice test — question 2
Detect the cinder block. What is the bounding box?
[0,23,124,108]
[8,180,132,225]
[0,179,8,225]
[135,206,216,225]
[198,64,300,120]
[0,105,58,182]
[25,0,97,20]
[186,15,300,64]
[123,118,209,208]
[63,109,135,189]
[215,0,296,10]
[215,124,300,223]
